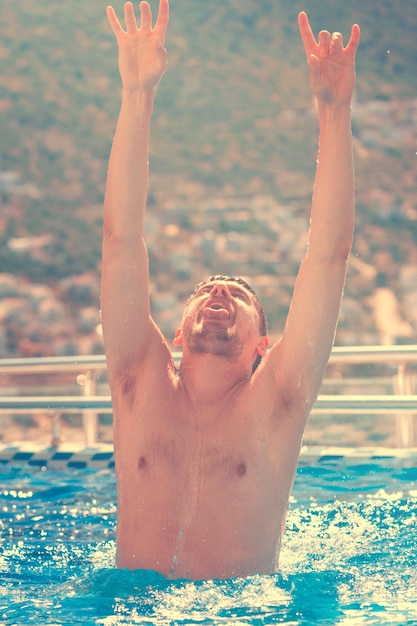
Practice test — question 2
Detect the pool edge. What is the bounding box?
[1,441,417,469]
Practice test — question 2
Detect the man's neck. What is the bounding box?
[178,352,252,407]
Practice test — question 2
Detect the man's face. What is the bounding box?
[175,280,265,360]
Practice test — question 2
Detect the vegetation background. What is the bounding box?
[1,0,417,348]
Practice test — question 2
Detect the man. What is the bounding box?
[101,0,360,580]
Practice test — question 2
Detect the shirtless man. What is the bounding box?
[101,0,360,580]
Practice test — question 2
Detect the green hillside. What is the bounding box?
[1,0,417,278]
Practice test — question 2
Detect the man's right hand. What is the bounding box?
[298,12,360,108]
[107,0,169,93]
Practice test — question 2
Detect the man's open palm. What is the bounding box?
[107,0,169,92]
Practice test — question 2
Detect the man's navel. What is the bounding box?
[236,462,247,477]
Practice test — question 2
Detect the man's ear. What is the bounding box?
[256,336,269,356]
[172,328,184,347]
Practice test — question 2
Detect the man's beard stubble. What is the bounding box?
[184,324,244,360]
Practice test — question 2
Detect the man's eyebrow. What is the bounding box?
[193,282,254,302]
[227,285,254,301]
[232,285,249,292]
[198,282,248,293]
[195,283,213,292]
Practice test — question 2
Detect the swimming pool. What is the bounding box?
[1,450,417,625]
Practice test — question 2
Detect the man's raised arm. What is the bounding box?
[101,1,169,378]
[266,13,360,415]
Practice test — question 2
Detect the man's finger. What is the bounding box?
[154,0,169,43]
[329,32,343,56]
[344,23,361,58]
[139,1,153,31]
[106,6,124,37]
[318,30,331,58]
[298,12,317,59]
[124,2,138,33]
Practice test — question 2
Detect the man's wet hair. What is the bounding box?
[187,275,268,371]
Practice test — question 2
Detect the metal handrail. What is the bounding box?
[0,396,112,412]
[1,344,417,374]
[1,346,417,446]
[0,394,416,414]
[329,344,417,364]
[0,354,107,375]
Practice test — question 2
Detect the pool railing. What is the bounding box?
[1,345,417,447]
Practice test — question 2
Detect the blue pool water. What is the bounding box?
[1,455,417,625]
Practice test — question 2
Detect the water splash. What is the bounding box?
[1,462,417,624]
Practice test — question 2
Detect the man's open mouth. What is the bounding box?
[202,300,231,320]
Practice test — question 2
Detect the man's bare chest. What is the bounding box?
[114,381,290,496]
[134,428,257,484]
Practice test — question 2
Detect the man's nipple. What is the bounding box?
[237,462,247,477]
[138,455,147,471]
